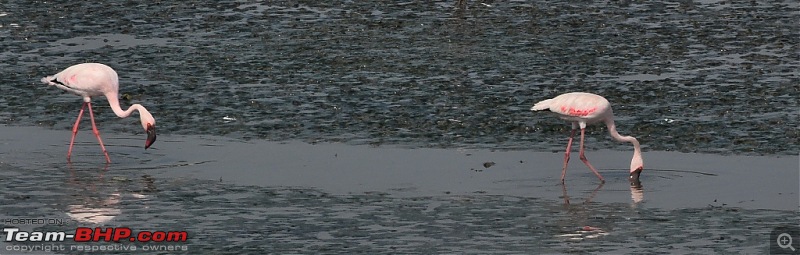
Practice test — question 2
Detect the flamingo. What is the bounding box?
[531,92,643,183]
[41,63,156,163]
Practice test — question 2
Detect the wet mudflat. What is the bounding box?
[0,0,797,154]
[0,0,798,254]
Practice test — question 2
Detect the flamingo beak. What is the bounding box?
[145,124,156,149]
[629,167,643,187]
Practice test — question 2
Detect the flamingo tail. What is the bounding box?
[531,98,554,111]
[41,75,69,86]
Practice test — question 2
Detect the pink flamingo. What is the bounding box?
[531,92,643,183]
[41,63,156,163]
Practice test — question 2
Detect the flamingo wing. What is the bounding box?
[42,63,118,98]
[533,92,610,121]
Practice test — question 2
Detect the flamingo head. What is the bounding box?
[629,166,643,187]
[629,154,644,184]
[145,123,156,149]
[140,112,156,149]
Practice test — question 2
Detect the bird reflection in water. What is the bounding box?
[630,174,644,205]
[561,182,604,206]
[66,163,119,224]
[556,178,645,241]
[65,163,157,224]
[557,182,609,241]
[560,176,644,206]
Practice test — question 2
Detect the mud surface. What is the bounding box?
[0,1,798,254]
[0,0,797,154]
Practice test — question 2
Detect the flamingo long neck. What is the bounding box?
[105,91,146,119]
[604,118,641,158]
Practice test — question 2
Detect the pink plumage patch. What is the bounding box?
[566,107,596,116]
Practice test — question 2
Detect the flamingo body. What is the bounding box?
[532,92,643,183]
[42,63,157,163]
[41,63,119,101]
[532,92,611,124]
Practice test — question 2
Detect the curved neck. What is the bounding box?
[605,118,641,155]
[105,91,143,119]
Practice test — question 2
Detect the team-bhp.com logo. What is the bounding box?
[3,227,188,252]
[4,227,187,242]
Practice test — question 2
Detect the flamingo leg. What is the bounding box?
[578,128,605,183]
[67,102,87,162]
[561,128,576,183]
[87,102,112,163]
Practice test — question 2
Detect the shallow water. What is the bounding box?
[0,126,798,254]
[0,0,799,254]
[1,166,793,254]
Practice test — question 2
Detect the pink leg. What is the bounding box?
[578,128,604,183]
[561,129,576,183]
[87,102,111,163]
[67,103,87,162]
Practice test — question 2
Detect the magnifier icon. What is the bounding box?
[778,233,796,251]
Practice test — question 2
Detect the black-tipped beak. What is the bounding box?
[145,124,156,149]
[629,168,643,187]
